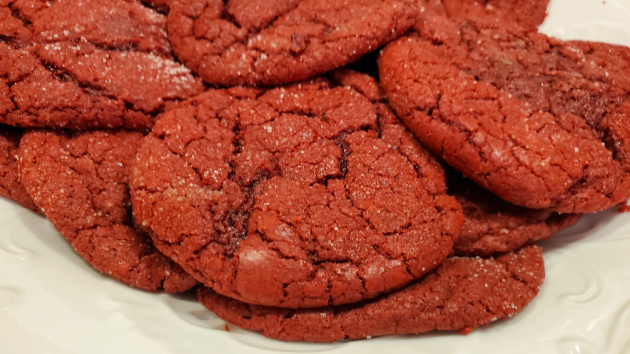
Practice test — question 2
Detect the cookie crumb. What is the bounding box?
[459,327,474,335]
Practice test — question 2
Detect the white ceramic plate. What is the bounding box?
[3,0,630,353]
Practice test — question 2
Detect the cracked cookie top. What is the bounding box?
[198,244,544,342]
[328,68,581,256]
[18,130,198,292]
[167,0,420,86]
[130,77,463,308]
[379,17,630,213]
[0,0,204,130]
[328,68,579,256]
[7,0,172,55]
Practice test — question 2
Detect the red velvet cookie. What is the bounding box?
[198,244,544,342]
[441,0,549,28]
[379,17,630,213]
[167,0,420,86]
[329,69,580,255]
[11,0,172,56]
[0,0,204,130]
[18,130,197,292]
[0,126,38,212]
[131,79,463,308]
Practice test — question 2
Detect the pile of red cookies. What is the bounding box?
[1,0,629,343]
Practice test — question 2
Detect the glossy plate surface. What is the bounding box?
[2,0,630,352]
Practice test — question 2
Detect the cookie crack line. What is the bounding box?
[0,34,20,46]
[197,32,377,86]
[37,57,166,116]
[390,30,626,210]
[191,0,314,48]
[7,3,31,27]
[236,0,302,34]
[455,26,627,155]
[4,1,170,56]
[156,96,373,206]
[170,0,416,86]
[497,259,538,294]
[5,86,18,113]
[429,73,577,183]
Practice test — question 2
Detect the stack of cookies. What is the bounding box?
[1,0,628,343]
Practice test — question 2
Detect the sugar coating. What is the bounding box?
[379,16,630,213]
[167,0,420,86]
[0,0,203,129]
[19,0,172,56]
[130,77,463,308]
[198,245,544,342]
[328,68,580,255]
[18,130,197,292]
